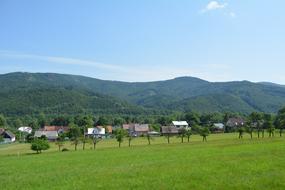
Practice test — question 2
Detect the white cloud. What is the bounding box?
[201,1,227,13]
[0,51,125,71]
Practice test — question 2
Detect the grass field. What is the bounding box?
[0,133,285,190]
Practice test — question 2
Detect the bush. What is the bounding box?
[62,148,69,152]
[31,139,50,154]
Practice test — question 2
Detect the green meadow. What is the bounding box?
[0,133,285,190]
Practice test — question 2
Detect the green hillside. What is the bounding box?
[1,72,285,116]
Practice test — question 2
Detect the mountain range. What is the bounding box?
[1,72,285,116]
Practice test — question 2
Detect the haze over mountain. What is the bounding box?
[1,72,285,116]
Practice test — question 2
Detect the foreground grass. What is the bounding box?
[0,134,285,189]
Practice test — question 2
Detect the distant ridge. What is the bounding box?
[1,72,285,116]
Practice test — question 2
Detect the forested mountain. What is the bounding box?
[1,72,285,116]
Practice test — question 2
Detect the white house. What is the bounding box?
[87,127,105,137]
[213,123,224,129]
[171,121,189,129]
[18,126,33,134]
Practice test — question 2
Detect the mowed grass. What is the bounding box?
[0,133,285,190]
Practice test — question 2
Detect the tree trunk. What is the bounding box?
[128,139,131,147]
[75,144,77,151]
[239,133,243,139]
[262,130,264,138]
[93,143,96,150]
[119,141,121,148]
[250,132,252,139]
[280,129,283,137]
[148,138,150,145]
[167,135,170,144]
[257,131,260,138]
[181,137,184,143]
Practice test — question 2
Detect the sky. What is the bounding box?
[0,0,285,83]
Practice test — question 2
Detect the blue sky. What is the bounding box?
[0,0,285,83]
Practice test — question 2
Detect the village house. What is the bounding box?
[34,130,58,141]
[18,126,33,134]
[147,131,160,136]
[171,121,189,129]
[105,125,113,134]
[43,126,70,134]
[0,129,16,143]
[226,118,245,127]
[134,124,149,136]
[87,126,105,138]
[160,121,189,135]
[160,126,179,135]
[212,123,225,133]
[122,124,149,136]
[226,117,246,132]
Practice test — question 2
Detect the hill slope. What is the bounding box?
[0,72,285,116]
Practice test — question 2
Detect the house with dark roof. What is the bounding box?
[34,130,58,141]
[0,129,16,143]
[134,124,149,136]
[160,126,179,135]
[122,124,150,136]
[226,118,245,127]
[226,118,245,132]
[43,126,69,134]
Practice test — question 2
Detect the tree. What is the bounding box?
[31,139,50,154]
[127,134,133,147]
[51,116,69,126]
[97,116,109,126]
[248,112,263,138]
[275,108,285,137]
[55,135,65,151]
[91,135,101,150]
[28,119,39,130]
[246,125,254,139]
[113,117,124,126]
[263,114,275,137]
[69,123,81,151]
[68,123,81,138]
[178,128,187,143]
[238,127,245,139]
[185,129,192,142]
[14,119,23,128]
[185,112,200,127]
[199,127,210,142]
[165,126,172,144]
[267,126,275,138]
[0,115,6,127]
[81,136,90,150]
[38,113,47,128]
[114,128,126,148]
[146,133,154,145]
[71,138,80,151]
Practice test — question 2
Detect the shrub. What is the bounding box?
[62,148,69,152]
[31,139,50,154]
